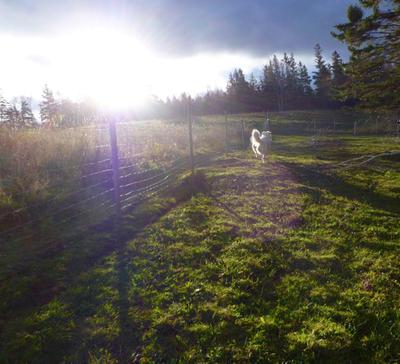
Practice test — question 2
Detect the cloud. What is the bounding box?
[0,0,352,56]
[0,0,353,101]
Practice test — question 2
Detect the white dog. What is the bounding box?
[250,129,272,162]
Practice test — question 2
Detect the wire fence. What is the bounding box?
[0,108,399,277]
[0,110,227,277]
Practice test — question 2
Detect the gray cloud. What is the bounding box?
[0,0,353,58]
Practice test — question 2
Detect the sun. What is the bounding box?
[52,27,155,111]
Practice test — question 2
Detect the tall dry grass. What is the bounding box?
[0,119,243,223]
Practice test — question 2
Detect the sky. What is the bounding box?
[0,0,354,109]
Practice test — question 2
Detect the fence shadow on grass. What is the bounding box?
[285,162,400,216]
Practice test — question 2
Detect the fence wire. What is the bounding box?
[3,113,397,278]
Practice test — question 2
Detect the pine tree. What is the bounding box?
[331,51,347,90]
[20,97,36,127]
[40,85,58,126]
[313,44,332,108]
[226,68,252,112]
[332,0,400,111]
[248,73,259,93]
[329,51,348,106]
[298,62,314,108]
[0,93,9,126]
[283,53,300,109]
[272,55,285,111]
[260,60,277,110]
[6,100,22,129]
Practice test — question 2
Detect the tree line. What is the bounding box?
[0,44,349,128]
[149,44,348,119]
[174,0,399,116]
[0,85,102,129]
[0,95,37,128]
[0,0,398,128]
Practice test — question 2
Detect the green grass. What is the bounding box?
[1,113,400,363]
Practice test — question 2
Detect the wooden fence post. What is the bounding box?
[265,112,270,131]
[95,128,101,163]
[241,120,246,149]
[187,97,195,175]
[313,119,316,135]
[333,119,336,132]
[109,118,121,219]
[225,111,229,152]
[353,120,357,136]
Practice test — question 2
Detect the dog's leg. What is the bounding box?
[252,144,258,158]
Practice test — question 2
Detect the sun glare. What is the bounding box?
[51,27,155,111]
[0,26,308,110]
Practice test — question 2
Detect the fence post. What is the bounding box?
[313,119,316,135]
[241,120,246,149]
[353,120,357,136]
[109,118,121,220]
[333,119,336,132]
[187,97,195,175]
[95,128,101,163]
[225,111,229,152]
[265,112,270,131]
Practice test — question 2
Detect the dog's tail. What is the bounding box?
[251,129,261,143]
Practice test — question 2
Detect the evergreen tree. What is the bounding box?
[248,73,259,93]
[283,53,300,109]
[260,60,277,110]
[298,62,313,96]
[40,85,58,126]
[20,97,36,127]
[6,100,21,129]
[0,93,9,126]
[331,51,346,89]
[313,44,332,107]
[329,51,348,106]
[226,68,252,112]
[332,0,400,111]
[273,55,285,111]
[298,62,314,108]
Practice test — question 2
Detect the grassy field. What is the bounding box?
[1,111,400,363]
